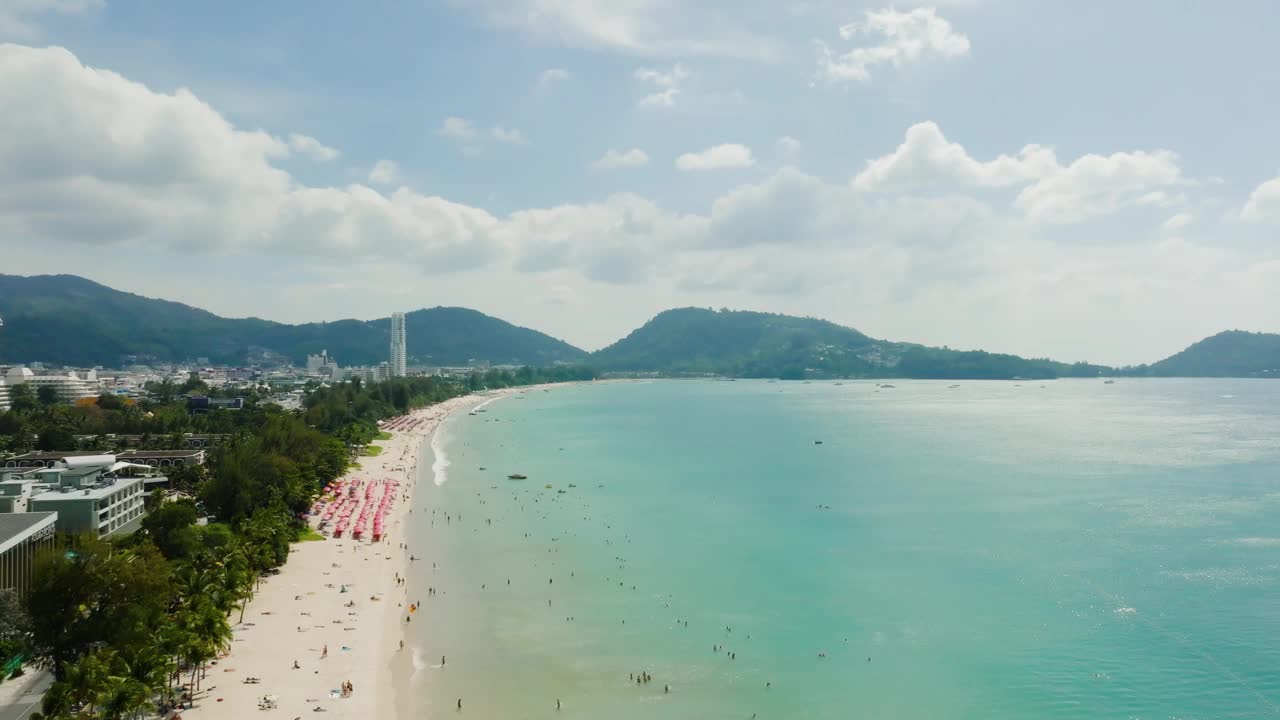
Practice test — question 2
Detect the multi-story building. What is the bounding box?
[0,374,10,412]
[0,468,44,513]
[0,512,57,598]
[4,449,206,469]
[389,312,407,377]
[21,457,148,538]
[306,350,341,378]
[3,367,100,404]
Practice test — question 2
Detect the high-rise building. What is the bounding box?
[389,312,407,377]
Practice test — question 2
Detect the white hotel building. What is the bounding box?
[0,367,100,410]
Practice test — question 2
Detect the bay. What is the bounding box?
[406,379,1280,719]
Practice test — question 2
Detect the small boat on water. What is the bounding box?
[814,440,824,445]
[1104,379,1116,384]
[508,473,528,480]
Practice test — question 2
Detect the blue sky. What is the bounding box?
[1,0,1278,364]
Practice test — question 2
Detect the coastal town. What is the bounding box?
[0,312,590,719]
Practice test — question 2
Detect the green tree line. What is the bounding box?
[0,368,593,718]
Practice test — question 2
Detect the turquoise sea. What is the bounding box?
[405,379,1280,719]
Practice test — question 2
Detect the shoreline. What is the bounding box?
[182,386,550,720]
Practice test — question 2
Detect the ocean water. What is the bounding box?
[405,379,1280,719]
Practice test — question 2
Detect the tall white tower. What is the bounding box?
[389,312,407,377]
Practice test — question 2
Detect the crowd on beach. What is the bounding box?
[179,395,489,720]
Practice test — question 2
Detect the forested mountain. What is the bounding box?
[1125,330,1280,377]
[1,275,1272,379]
[0,275,586,367]
[592,308,1110,380]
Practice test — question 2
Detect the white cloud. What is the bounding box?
[856,122,1184,225]
[638,87,678,108]
[0,0,102,37]
[1241,176,1280,223]
[492,126,529,145]
[816,7,970,83]
[634,64,687,88]
[1162,212,1193,232]
[1135,191,1177,207]
[456,0,781,61]
[676,143,756,171]
[537,67,569,89]
[635,63,688,108]
[499,193,705,282]
[287,133,339,162]
[775,136,801,160]
[1015,150,1182,224]
[854,121,1057,191]
[0,44,497,268]
[8,43,1279,367]
[367,159,401,186]
[438,116,477,140]
[592,148,650,170]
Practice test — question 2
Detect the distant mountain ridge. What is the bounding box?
[1127,331,1280,378]
[0,275,1274,379]
[593,308,1110,380]
[0,274,586,367]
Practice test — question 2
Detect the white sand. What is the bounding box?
[182,390,521,720]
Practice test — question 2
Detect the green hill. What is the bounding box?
[2,275,1272,379]
[591,308,1109,380]
[1129,330,1280,378]
[0,274,587,367]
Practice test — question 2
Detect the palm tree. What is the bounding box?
[94,673,150,720]
[54,648,112,717]
[220,549,254,623]
[119,645,171,717]
[175,602,230,701]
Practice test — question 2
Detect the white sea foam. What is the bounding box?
[431,427,451,486]
[411,647,427,673]
[1114,606,1137,615]
[1229,537,1280,547]
[471,395,504,412]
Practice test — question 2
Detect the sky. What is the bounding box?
[1,0,1278,365]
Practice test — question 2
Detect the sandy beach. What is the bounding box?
[182,389,527,720]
